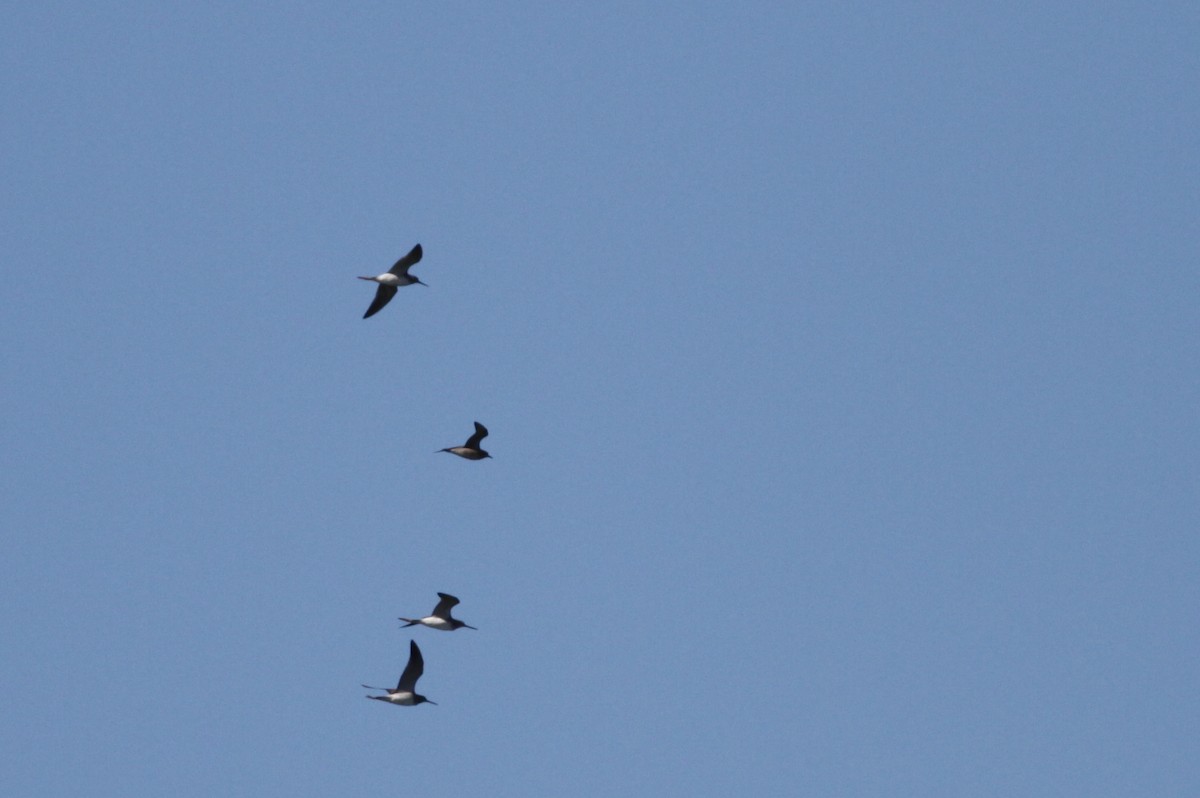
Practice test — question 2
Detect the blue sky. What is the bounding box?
[2,2,1198,795]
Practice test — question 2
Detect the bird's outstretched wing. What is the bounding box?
[397,640,425,692]
[432,593,461,619]
[465,422,489,449]
[363,285,398,319]
[388,244,423,277]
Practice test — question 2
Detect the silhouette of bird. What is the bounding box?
[438,421,491,460]
[399,592,477,631]
[363,640,436,706]
[358,244,425,319]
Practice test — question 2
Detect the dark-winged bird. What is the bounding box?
[358,244,425,319]
[363,640,436,706]
[399,592,477,631]
[438,421,491,460]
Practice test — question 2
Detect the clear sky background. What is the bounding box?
[2,3,1198,796]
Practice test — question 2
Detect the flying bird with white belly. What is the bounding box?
[358,243,425,319]
[363,640,436,706]
[438,421,491,460]
[399,592,477,631]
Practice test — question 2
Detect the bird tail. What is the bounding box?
[398,618,419,627]
[357,276,375,281]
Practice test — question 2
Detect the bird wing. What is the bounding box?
[387,244,423,276]
[363,284,398,319]
[432,593,460,619]
[397,640,425,692]
[464,421,489,449]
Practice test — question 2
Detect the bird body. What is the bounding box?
[405,616,455,631]
[364,640,436,706]
[369,691,424,706]
[359,244,425,318]
[441,447,486,459]
[399,592,477,631]
[360,272,412,288]
[438,421,491,460]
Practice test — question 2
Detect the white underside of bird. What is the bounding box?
[359,273,409,286]
[443,447,485,459]
[371,691,419,705]
[411,617,454,630]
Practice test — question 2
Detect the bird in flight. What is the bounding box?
[363,640,436,706]
[399,592,477,631]
[358,243,425,319]
[438,421,491,460]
